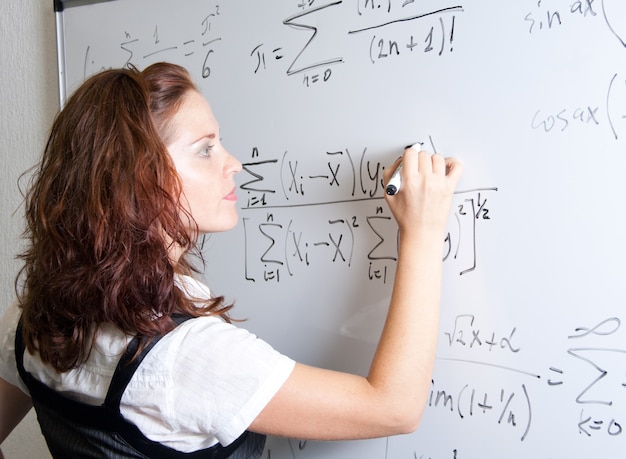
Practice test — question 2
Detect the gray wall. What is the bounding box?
[0,1,58,457]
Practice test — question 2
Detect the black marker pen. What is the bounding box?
[385,143,422,195]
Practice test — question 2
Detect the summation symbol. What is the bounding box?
[547,317,626,437]
[282,1,345,76]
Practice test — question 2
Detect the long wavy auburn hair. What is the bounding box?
[17,63,232,372]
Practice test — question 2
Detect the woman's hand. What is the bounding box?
[383,145,462,238]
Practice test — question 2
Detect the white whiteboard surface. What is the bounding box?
[56,1,626,457]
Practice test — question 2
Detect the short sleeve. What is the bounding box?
[120,276,295,450]
[162,317,295,446]
[0,302,29,394]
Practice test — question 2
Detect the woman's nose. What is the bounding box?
[225,151,242,175]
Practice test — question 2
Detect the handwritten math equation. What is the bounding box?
[524,0,616,39]
[78,1,464,88]
[259,315,626,458]
[525,0,626,141]
[81,4,223,81]
[531,71,626,142]
[74,1,626,149]
[398,315,626,458]
[248,0,462,85]
[254,1,462,83]
[78,0,624,88]
[237,144,496,283]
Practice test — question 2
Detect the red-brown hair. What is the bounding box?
[17,63,231,372]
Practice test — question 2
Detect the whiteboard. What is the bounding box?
[56,1,626,457]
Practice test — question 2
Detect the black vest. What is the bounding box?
[15,317,265,458]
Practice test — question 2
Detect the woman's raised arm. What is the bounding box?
[250,148,463,440]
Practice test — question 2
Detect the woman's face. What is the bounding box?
[166,90,242,235]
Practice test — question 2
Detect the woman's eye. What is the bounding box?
[200,144,214,157]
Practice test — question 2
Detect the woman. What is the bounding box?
[0,62,462,458]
